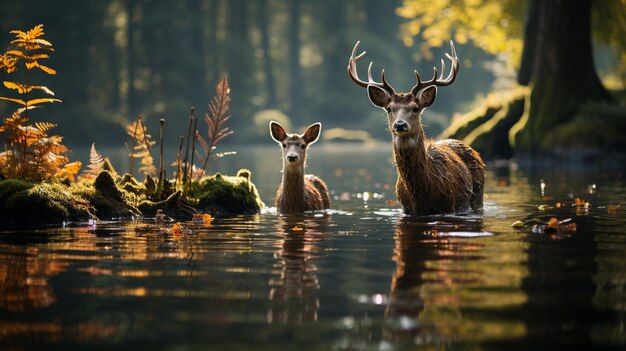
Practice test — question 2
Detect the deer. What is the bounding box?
[270,121,331,214]
[347,40,485,215]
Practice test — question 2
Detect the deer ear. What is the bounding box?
[302,122,321,145]
[367,85,391,108]
[418,86,437,107]
[270,121,287,142]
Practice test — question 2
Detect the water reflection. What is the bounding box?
[268,214,327,324]
[1,147,626,349]
[384,214,529,347]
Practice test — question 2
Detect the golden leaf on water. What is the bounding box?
[538,204,551,211]
[171,223,184,238]
[192,213,212,225]
[511,220,524,229]
[291,226,304,231]
[607,205,620,214]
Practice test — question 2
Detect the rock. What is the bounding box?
[0,179,94,223]
[138,190,197,220]
[88,171,140,219]
[188,168,265,216]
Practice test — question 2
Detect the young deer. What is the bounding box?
[347,40,485,215]
[270,121,331,214]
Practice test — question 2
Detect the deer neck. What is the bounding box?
[280,165,305,212]
[393,126,430,191]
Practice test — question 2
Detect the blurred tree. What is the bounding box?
[512,0,613,151]
[400,0,623,156]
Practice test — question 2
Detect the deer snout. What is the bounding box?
[287,154,299,163]
[393,120,409,133]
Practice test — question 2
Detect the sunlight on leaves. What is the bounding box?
[397,0,525,68]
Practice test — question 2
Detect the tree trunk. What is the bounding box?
[259,0,276,107]
[288,1,302,117]
[514,0,613,152]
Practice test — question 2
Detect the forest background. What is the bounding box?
[0,0,623,159]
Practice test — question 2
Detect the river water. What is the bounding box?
[1,144,625,350]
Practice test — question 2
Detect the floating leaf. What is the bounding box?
[538,204,551,211]
[291,226,304,231]
[171,223,184,239]
[511,220,524,229]
[607,205,620,214]
[192,213,212,225]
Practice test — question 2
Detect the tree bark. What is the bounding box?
[514,0,613,152]
[288,1,302,117]
[259,0,276,107]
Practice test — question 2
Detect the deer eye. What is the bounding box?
[412,107,419,113]
[300,144,306,149]
[282,143,286,148]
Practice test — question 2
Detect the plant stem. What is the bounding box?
[189,118,198,184]
[158,118,165,187]
[182,107,194,184]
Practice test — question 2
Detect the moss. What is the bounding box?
[187,168,265,215]
[545,103,626,154]
[464,95,526,159]
[88,171,140,219]
[441,105,502,141]
[138,190,197,220]
[118,173,145,195]
[0,179,33,213]
[0,180,94,223]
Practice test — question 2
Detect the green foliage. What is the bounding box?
[398,0,526,68]
[592,0,626,88]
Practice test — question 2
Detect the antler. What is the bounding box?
[410,40,459,96]
[347,41,396,95]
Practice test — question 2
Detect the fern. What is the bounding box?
[81,143,104,178]
[196,76,235,178]
[126,115,156,177]
[0,25,68,180]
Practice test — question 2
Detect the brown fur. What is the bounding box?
[347,39,484,215]
[270,122,331,214]
[378,92,485,215]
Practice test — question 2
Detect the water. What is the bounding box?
[1,145,625,350]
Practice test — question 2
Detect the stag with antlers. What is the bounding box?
[347,41,485,215]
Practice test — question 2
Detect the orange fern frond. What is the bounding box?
[34,121,57,132]
[197,76,235,178]
[56,161,81,182]
[126,115,156,177]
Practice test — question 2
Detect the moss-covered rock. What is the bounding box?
[188,169,265,215]
[89,171,140,219]
[138,190,197,220]
[0,179,94,223]
[442,88,529,160]
[0,168,264,224]
[118,173,145,195]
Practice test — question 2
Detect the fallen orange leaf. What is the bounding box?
[607,205,620,214]
[193,213,212,225]
[291,226,304,231]
[171,223,183,238]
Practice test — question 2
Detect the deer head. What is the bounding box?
[270,121,321,169]
[347,41,459,141]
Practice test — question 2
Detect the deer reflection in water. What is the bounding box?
[384,217,487,346]
[267,215,327,324]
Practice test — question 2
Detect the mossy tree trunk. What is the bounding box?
[513,0,613,152]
